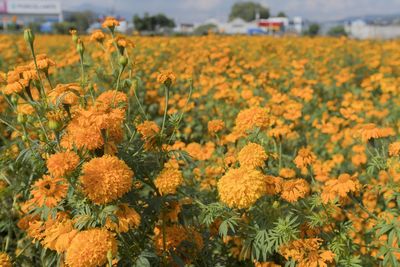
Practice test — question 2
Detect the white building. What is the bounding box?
[0,0,62,25]
[345,19,400,39]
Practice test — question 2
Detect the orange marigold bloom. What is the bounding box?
[105,203,141,233]
[294,147,316,169]
[208,119,225,135]
[185,142,215,161]
[218,167,266,209]
[61,105,125,151]
[48,83,83,106]
[102,16,120,29]
[389,141,400,157]
[0,252,12,267]
[356,123,395,142]
[279,168,296,179]
[41,218,78,253]
[321,173,361,204]
[280,238,335,267]
[32,54,56,70]
[31,175,68,208]
[153,225,203,261]
[80,155,133,204]
[280,179,310,202]
[137,120,160,138]
[65,228,117,267]
[234,107,269,134]
[154,166,183,195]
[46,151,80,177]
[238,142,267,169]
[89,30,106,43]
[96,91,128,109]
[157,70,176,86]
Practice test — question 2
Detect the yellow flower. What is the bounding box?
[65,228,117,267]
[294,147,316,169]
[389,141,400,157]
[154,166,183,195]
[280,179,310,202]
[31,175,68,208]
[105,204,141,233]
[217,167,266,209]
[157,70,176,86]
[234,107,269,135]
[46,151,80,177]
[80,155,133,204]
[90,30,106,43]
[238,142,267,169]
[321,173,361,204]
[280,238,335,267]
[208,119,225,135]
[153,225,203,262]
[102,17,120,29]
[0,252,12,267]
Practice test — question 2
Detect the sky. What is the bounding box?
[62,0,400,23]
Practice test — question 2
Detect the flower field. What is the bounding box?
[1,19,400,266]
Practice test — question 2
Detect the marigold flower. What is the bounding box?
[102,16,120,29]
[48,83,83,106]
[136,120,160,150]
[238,142,267,169]
[31,175,68,208]
[389,141,400,157]
[46,151,79,177]
[280,238,335,267]
[208,119,225,135]
[280,179,310,202]
[80,155,133,204]
[41,218,78,253]
[234,107,269,134]
[105,204,141,233]
[96,91,128,109]
[0,252,12,267]
[185,142,215,161]
[153,225,203,261]
[321,173,361,204]
[356,123,395,142]
[62,106,125,151]
[294,147,316,169]
[279,168,296,179]
[90,30,106,43]
[31,54,56,71]
[154,166,183,195]
[65,228,117,267]
[157,70,176,86]
[217,167,266,209]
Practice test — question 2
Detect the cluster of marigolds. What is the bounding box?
[0,16,399,267]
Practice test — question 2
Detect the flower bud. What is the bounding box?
[119,55,128,68]
[76,39,85,56]
[24,28,35,46]
[17,114,26,124]
[48,120,61,131]
[10,94,18,105]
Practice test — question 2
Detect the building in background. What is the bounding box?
[345,19,400,39]
[0,0,62,29]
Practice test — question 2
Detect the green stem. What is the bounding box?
[160,85,169,136]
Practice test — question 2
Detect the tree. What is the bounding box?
[277,11,287,18]
[229,2,269,22]
[193,23,218,35]
[133,13,175,32]
[304,23,320,36]
[328,25,347,37]
[65,11,95,33]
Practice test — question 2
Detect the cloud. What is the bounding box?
[181,0,225,10]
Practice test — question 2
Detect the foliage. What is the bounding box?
[133,13,176,32]
[229,1,270,22]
